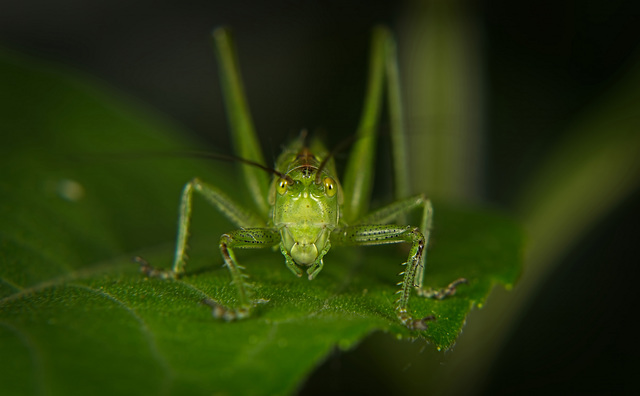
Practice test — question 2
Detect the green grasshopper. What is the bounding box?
[140,26,466,331]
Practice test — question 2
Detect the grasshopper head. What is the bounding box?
[272,167,341,266]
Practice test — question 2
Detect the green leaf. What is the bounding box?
[0,48,522,396]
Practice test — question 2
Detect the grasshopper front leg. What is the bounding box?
[333,224,430,329]
[216,228,280,319]
[334,223,465,330]
[344,195,467,330]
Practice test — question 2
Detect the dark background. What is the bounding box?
[2,0,639,394]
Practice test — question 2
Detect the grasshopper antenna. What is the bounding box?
[180,151,294,183]
[314,134,358,184]
[78,150,294,184]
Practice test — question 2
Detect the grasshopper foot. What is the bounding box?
[412,314,436,331]
[201,298,269,321]
[134,256,177,280]
[398,310,436,331]
[201,298,251,321]
[416,277,468,300]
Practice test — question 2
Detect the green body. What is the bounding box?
[142,27,465,331]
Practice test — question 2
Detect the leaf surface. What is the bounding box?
[0,49,522,396]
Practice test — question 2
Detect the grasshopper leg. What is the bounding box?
[333,224,429,329]
[137,177,274,320]
[416,278,469,299]
[349,195,467,330]
[137,177,265,277]
[216,228,280,319]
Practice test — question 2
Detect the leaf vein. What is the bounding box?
[0,259,131,305]
[0,277,23,292]
[0,320,49,396]
[67,283,175,394]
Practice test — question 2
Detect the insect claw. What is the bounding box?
[202,298,236,321]
[397,271,405,276]
[412,319,428,331]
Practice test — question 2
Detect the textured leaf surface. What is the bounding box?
[0,49,522,396]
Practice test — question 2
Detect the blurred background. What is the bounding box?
[2,0,639,394]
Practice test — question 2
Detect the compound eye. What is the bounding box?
[277,178,288,195]
[323,177,337,197]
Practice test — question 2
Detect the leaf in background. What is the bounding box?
[0,48,522,395]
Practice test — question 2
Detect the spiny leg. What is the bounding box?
[216,228,280,320]
[139,177,264,278]
[382,29,469,314]
[351,195,467,329]
[355,194,433,289]
[333,224,428,330]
